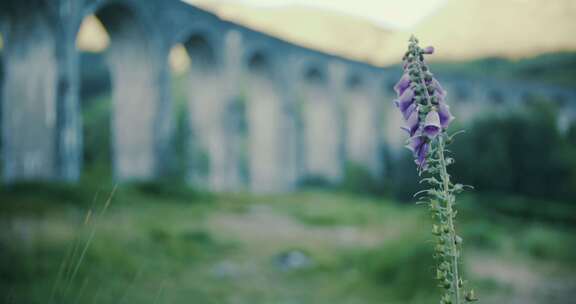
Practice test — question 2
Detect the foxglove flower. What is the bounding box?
[393,36,477,304]
[423,111,441,138]
[406,135,430,169]
[422,46,435,54]
[395,88,415,117]
[438,103,455,129]
[394,73,411,95]
[392,36,454,169]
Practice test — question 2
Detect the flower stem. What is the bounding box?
[438,136,461,304]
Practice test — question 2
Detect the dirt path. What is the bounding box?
[470,254,576,304]
[207,205,383,249]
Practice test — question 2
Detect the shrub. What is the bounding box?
[450,101,576,201]
[352,237,439,301]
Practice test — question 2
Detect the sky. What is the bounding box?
[76,0,576,66]
[76,0,449,66]
[185,0,448,29]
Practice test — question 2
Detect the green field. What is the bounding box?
[1,181,575,304]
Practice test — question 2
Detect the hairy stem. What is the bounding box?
[438,137,461,304]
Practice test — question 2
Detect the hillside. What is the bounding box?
[187,1,396,64]
[380,0,576,64]
[187,0,576,66]
[427,52,576,88]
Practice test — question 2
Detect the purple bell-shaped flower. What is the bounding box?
[423,111,441,138]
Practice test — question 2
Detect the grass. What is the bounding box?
[1,181,575,304]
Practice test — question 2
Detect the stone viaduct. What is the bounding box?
[1,0,575,192]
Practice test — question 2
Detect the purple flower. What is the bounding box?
[422,46,434,54]
[406,106,420,136]
[407,135,423,152]
[406,135,430,169]
[402,102,417,121]
[438,103,455,129]
[423,111,441,138]
[396,38,473,304]
[395,88,415,115]
[417,141,430,169]
[392,38,455,170]
[394,73,411,95]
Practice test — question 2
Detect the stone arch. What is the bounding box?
[299,61,343,183]
[84,2,172,181]
[381,75,406,154]
[244,47,292,192]
[221,29,248,190]
[75,16,113,175]
[303,64,327,86]
[343,68,382,178]
[185,32,219,70]
[346,72,364,90]
[180,30,237,190]
[0,1,76,182]
[247,49,273,76]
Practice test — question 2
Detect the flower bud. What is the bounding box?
[435,244,445,254]
[436,269,445,280]
[432,224,442,236]
[422,46,435,54]
[465,289,479,302]
[455,235,463,245]
[441,293,452,304]
[438,236,446,244]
